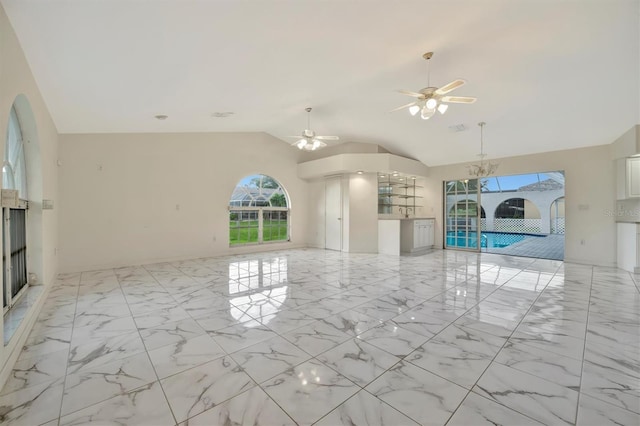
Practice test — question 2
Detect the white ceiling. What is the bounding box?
[2,0,639,166]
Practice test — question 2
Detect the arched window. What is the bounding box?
[449,200,485,218]
[4,106,27,199]
[3,104,30,312]
[229,174,290,245]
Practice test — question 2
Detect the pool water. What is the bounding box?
[446,231,538,249]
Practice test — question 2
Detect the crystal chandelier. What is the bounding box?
[467,122,499,177]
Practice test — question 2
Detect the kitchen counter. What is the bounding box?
[378,218,435,255]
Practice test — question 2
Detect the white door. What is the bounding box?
[325,176,342,251]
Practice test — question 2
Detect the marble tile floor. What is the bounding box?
[0,248,638,425]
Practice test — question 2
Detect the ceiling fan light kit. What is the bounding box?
[393,51,477,120]
[289,107,338,151]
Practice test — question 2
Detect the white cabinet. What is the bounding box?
[401,219,434,253]
[617,157,640,199]
[617,223,640,273]
[628,157,640,198]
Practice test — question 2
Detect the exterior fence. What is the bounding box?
[480,218,542,233]
[551,218,565,234]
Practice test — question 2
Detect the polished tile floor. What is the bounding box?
[1,248,638,425]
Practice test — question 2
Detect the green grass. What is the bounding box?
[229,220,288,245]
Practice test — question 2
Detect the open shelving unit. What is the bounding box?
[378,176,422,216]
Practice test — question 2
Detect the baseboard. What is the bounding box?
[59,242,310,273]
[564,257,617,268]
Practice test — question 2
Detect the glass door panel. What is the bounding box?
[445,179,480,250]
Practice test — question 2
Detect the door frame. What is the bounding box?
[443,179,481,252]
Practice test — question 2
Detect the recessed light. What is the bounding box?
[411,176,417,180]
[212,112,235,118]
[154,114,168,120]
[379,174,385,178]
[398,178,404,181]
[356,170,364,175]
[392,172,399,177]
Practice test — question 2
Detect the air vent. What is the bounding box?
[448,124,467,132]
[212,112,235,118]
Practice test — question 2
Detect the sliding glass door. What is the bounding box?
[444,179,480,250]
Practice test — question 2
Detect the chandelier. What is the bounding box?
[467,122,499,177]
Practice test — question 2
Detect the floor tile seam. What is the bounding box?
[160,367,262,425]
[58,378,162,423]
[276,323,352,358]
[115,270,181,426]
[575,265,596,425]
[490,348,582,390]
[503,331,585,363]
[353,331,412,357]
[1,348,72,396]
[382,318,443,345]
[578,388,640,415]
[229,348,312,385]
[310,387,416,426]
[456,386,556,426]
[52,279,82,425]
[403,270,519,345]
[442,274,564,424]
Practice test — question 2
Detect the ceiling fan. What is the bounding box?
[393,52,477,120]
[289,107,339,151]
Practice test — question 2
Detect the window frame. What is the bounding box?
[228,174,290,247]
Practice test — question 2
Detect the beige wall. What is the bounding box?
[0,3,59,388]
[58,132,309,272]
[425,145,616,266]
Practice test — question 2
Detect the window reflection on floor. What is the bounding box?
[228,257,288,327]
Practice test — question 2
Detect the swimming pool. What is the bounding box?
[446,231,541,249]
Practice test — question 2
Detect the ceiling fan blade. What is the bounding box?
[316,135,339,141]
[441,96,477,104]
[435,79,466,95]
[397,90,424,98]
[389,101,418,112]
[287,135,304,138]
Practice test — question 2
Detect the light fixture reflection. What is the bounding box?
[409,105,421,116]
[437,104,449,114]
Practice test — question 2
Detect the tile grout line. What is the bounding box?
[441,257,563,425]
[574,265,594,425]
[54,273,81,426]
[131,264,182,426]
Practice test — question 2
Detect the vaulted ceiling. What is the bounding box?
[2,0,638,166]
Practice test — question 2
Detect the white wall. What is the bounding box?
[306,180,326,248]
[0,3,59,388]
[58,132,309,272]
[425,145,616,266]
[347,174,378,253]
[305,173,379,253]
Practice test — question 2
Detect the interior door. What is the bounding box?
[444,179,480,251]
[325,176,342,251]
